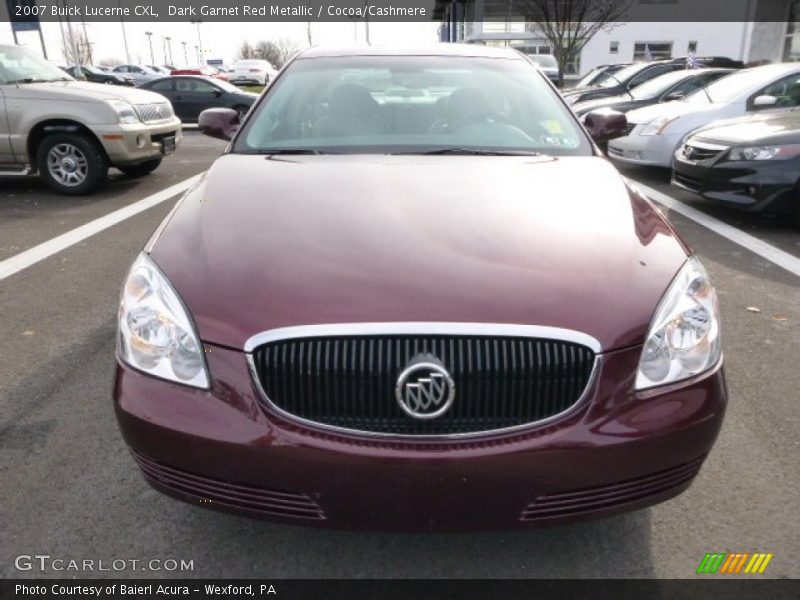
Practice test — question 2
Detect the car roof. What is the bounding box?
[296,44,524,60]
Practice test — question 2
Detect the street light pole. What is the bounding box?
[118,0,130,63]
[182,41,188,66]
[145,31,154,64]
[162,36,168,65]
[191,20,204,65]
[165,36,173,65]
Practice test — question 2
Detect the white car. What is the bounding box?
[229,59,277,86]
[608,63,800,167]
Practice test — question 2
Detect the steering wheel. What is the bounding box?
[450,111,515,131]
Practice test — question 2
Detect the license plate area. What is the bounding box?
[161,136,176,155]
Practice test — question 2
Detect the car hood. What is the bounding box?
[149,155,688,353]
[690,112,800,146]
[573,95,642,115]
[562,85,602,98]
[625,98,730,125]
[7,80,165,103]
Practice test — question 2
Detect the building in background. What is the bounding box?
[436,0,796,78]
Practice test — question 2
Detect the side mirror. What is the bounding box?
[583,108,628,144]
[753,95,778,108]
[198,108,240,141]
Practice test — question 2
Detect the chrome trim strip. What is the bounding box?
[244,322,602,353]
[244,322,602,441]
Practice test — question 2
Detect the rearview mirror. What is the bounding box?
[753,95,778,108]
[583,108,628,144]
[198,108,240,141]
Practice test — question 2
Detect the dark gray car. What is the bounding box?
[138,76,258,123]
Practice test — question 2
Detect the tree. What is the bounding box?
[512,0,632,86]
[237,38,301,69]
[60,31,93,66]
[97,58,123,68]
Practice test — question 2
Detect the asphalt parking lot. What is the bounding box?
[1,131,798,579]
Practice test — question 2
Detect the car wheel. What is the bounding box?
[233,105,250,122]
[37,133,108,196]
[118,158,163,178]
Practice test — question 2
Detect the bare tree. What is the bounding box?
[512,0,632,86]
[237,39,301,69]
[61,31,93,66]
[97,57,123,68]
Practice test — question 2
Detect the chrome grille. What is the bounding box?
[680,141,728,162]
[251,332,596,436]
[135,101,174,122]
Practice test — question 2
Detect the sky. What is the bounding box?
[0,21,442,66]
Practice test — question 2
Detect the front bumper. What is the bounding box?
[114,343,726,531]
[673,154,797,212]
[94,117,182,166]
[608,132,682,167]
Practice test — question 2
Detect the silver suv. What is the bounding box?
[0,45,182,195]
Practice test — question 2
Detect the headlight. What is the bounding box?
[636,256,721,390]
[640,116,678,136]
[108,99,140,124]
[117,253,209,389]
[727,144,800,161]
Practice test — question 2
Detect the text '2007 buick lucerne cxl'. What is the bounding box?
[113,45,727,531]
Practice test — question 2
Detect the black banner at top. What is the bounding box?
[0,0,794,23]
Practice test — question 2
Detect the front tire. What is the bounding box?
[37,133,108,196]
[118,158,162,178]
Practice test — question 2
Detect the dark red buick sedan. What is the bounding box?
[114,45,726,531]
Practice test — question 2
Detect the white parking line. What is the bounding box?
[633,181,800,279]
[0,174,203,281]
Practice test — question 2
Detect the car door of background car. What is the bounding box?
[173,78,222,121]
[0,87,14,164]
[146,78,178,114]
[748,72,800,114]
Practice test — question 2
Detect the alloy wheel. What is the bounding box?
[46,143,89,187]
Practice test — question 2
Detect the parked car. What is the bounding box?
[146,65,171,75]
[0,45,181,194]
[171,66,229,81]
[65,65,135,86]
[114,44,726,531]
[608,63,800,167]
[229,59,277,86]
[527,54,559,85]
[562,61,688,105]
[673,111,800,226]
[138,76,258,122]
[669,56,745,69]
[112,64,161,85]
[572,68,732,117]
[573,63,630,89]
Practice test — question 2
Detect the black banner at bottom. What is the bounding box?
[3,579,799,600]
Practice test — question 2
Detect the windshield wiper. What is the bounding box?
[7,77,50,84]
[412,148,543,156]
[255,149,322,155]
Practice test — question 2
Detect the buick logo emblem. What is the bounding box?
[154,107,163,119]
[395,355,455,420]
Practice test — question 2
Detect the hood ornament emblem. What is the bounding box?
[395,354,455,420]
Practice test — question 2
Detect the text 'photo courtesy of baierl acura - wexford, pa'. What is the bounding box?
[0,1,798,599]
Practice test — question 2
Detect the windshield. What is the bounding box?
[684,67,791,105]
[528,55,557,69]
[629,70,694,99]
[598,63,648,88]
[236,55,591,156]
[0,45,73,84]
